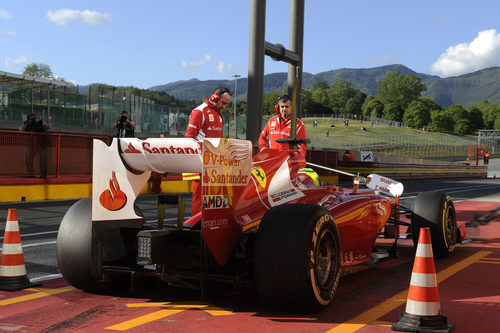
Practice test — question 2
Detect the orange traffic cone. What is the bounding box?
[392,227,454,332]
[0,208,36,291]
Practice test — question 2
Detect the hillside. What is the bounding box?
[149,64,500,107]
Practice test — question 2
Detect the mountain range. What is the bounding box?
[149,64,500,108]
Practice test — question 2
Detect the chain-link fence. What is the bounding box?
[0,82,194,137]
[304,116,478,162]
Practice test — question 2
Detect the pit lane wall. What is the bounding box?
[0,130,487,202]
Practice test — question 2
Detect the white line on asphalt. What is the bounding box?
[0,217,182,240]
[0,240,57,251]
[30,273,63,283]
[402,184,500,199]
[0,230,58,241]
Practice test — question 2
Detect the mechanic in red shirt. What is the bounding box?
[258,94,307,157]
[185,87,231,216]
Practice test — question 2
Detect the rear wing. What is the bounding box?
[91,137,208,221]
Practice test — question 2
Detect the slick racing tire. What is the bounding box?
[56,198,135,292]
[411,191,457,258]
[254,204,341,312]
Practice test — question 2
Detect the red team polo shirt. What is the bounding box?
[259,115,307,157]
[185,100,224,140]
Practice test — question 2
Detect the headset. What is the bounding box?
[274,94,292,113]
[209,87,231,103]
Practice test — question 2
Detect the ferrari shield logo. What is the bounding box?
[209,114,214,122]
[251,167,267,188]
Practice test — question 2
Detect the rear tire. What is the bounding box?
[254,204,341,311]
[57,198,138,292]
[411,191,457,258]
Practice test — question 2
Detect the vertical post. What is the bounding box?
[232,74,241,138]
[246,0,266,145]
[55,134,61,178]
[46,84,50,123]
[287,0,305,118]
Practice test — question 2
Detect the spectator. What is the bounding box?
[20,113,50,178]
[342,147,355,161]
[112,110,135,137]
[185,87,231,216]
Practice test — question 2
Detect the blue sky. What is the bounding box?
[2,1,500,89]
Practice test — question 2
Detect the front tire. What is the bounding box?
[411,191,457,258]
[254,204,341,311]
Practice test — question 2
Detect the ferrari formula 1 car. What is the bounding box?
[56,137,464,311]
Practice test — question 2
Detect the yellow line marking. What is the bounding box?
[325,251,491,333]
[0,286,75,306]
[477,260,500,264]
[126,302,172,307]
[105,301,233,331]
[106,309,184,331]
[478,257,500,261]
[371,321,392,326]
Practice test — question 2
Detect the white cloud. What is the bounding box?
[5,31,15,37]
[0,8,11,19]
[4,55,27,69]
[46,9,111,26]
[215,61,236,75]
[429,29,500,76]
[181,54,213,70]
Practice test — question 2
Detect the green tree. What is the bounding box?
[419,97,443,113]
[490,106,500,129]
[430,110,454,133]
[312,80,329,90]
[311,87,331,112]
[23,63,53,79]
[467,106,485,133]
[403,100,430,129]
[446,105,470,135]
[468,100,494,128]
[328,80,357,113]
[263,91,283,115]
[345,97,362,115]
[383,103,403,122]
[363,98,384,117]
[376,71,427,121]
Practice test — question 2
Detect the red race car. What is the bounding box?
[57,138,464,311]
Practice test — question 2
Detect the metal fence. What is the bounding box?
[0,130,109,178]
[0,82,194,137]
[304,116,481,163]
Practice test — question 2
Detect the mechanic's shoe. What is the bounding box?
[392,227,453,332]
[0,209,38,291]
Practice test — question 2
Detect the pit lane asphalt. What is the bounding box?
[0,177,499,332]
[0,177,499,281]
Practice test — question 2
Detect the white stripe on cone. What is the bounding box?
[5,220,20,232]
[1,243,23,254]
[415,243,433,258]
[0,264,27,277]
[410,272,438,288]
[406,300,441,316]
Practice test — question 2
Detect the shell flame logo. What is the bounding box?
[99,171,127,211]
